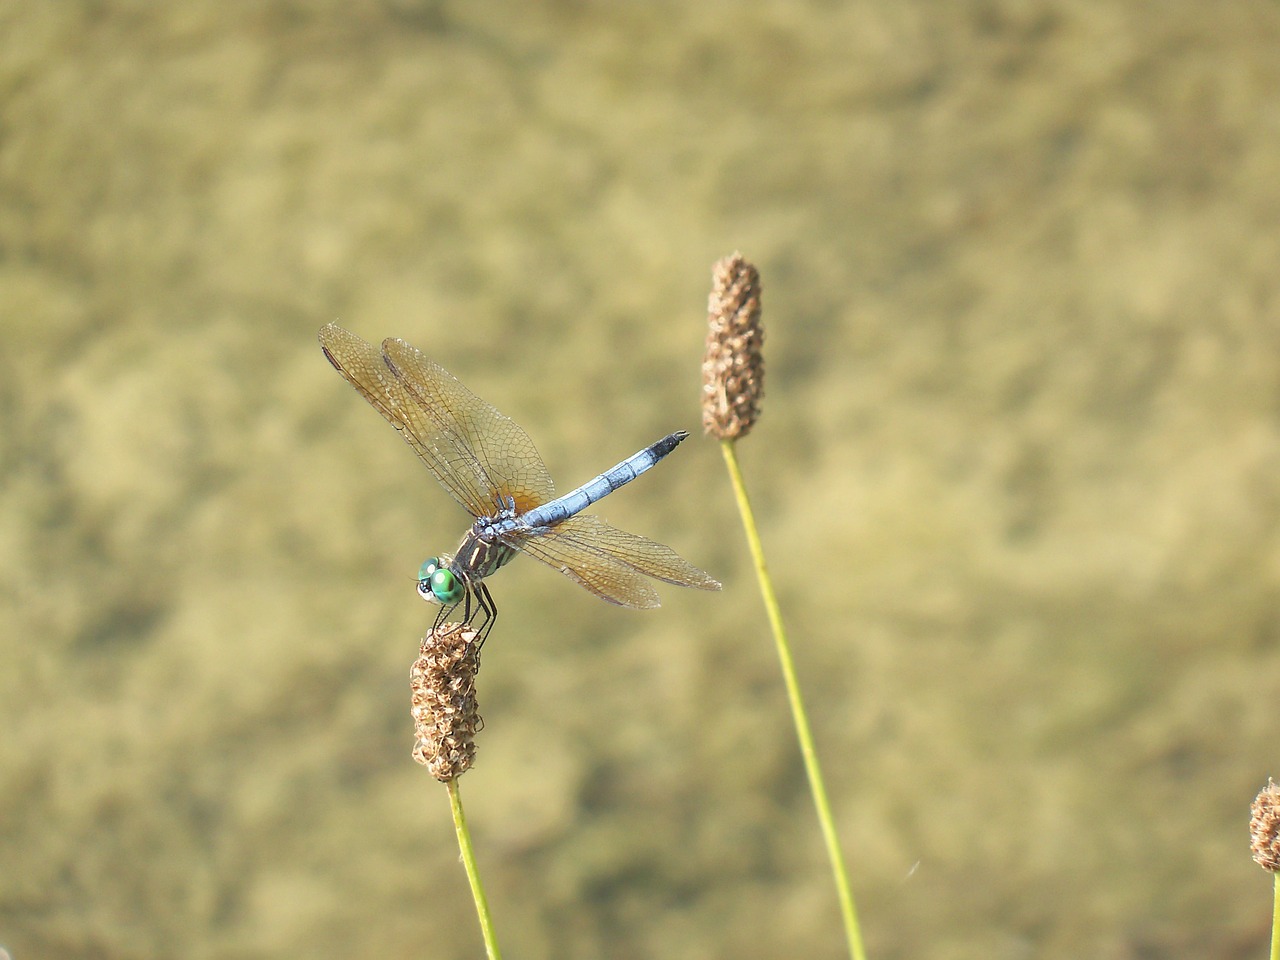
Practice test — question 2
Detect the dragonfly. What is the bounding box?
[319,322,721,638]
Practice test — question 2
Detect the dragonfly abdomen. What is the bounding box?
[520,431,690,528]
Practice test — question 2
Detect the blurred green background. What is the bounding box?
[4,2,1279,958]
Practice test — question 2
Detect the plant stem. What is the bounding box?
[1271,871,1280,960]
[447,778,502,960]
[720,438,867,960]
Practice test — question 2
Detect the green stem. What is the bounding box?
[720,439,867,960]
[447,778,502,960]
[1271,871,1280,960]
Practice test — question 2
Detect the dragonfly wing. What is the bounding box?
[319,323,555,517]
[380,335,556,515]
[515,514,721,608]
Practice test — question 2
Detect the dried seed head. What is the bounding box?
[410,622,482,781]
[1251,778,1280,872]
[702,252,764,441]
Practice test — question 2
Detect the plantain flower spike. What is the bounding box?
[702,252,764,441]
[1251,778,1280,872]
[410,622,483,782]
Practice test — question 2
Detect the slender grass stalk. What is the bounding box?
[719,438,866,960]
[1271,872,1280,960]
[702,252,865,959]
[1251,778,1280,960]
[448,777,503,960]
[410,622,499,957]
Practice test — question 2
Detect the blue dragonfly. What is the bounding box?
[319,323,721,637]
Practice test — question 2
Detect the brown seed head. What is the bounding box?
[702,252,764,441]
[1250,778,1280,872]
[410,622,482,781]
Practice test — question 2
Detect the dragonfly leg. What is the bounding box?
[425,574,495,651]
[472,582,498,649]
[431,603,456,634]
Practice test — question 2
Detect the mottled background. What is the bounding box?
[4,3,1279,958]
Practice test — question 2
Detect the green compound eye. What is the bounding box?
[430,568,463,604]
[417,558,463,605]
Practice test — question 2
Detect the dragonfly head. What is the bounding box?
[417,556,465,605]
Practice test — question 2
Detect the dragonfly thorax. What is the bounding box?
[453,516,521,581]
[416,515,522,607]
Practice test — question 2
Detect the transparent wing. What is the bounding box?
[515,514,721,608]
[319,323,555,518]
[381,336,557,515]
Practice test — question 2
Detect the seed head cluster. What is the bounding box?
[410,622,482,782]
[1251,778,1280,872]
[702,252,764,441]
